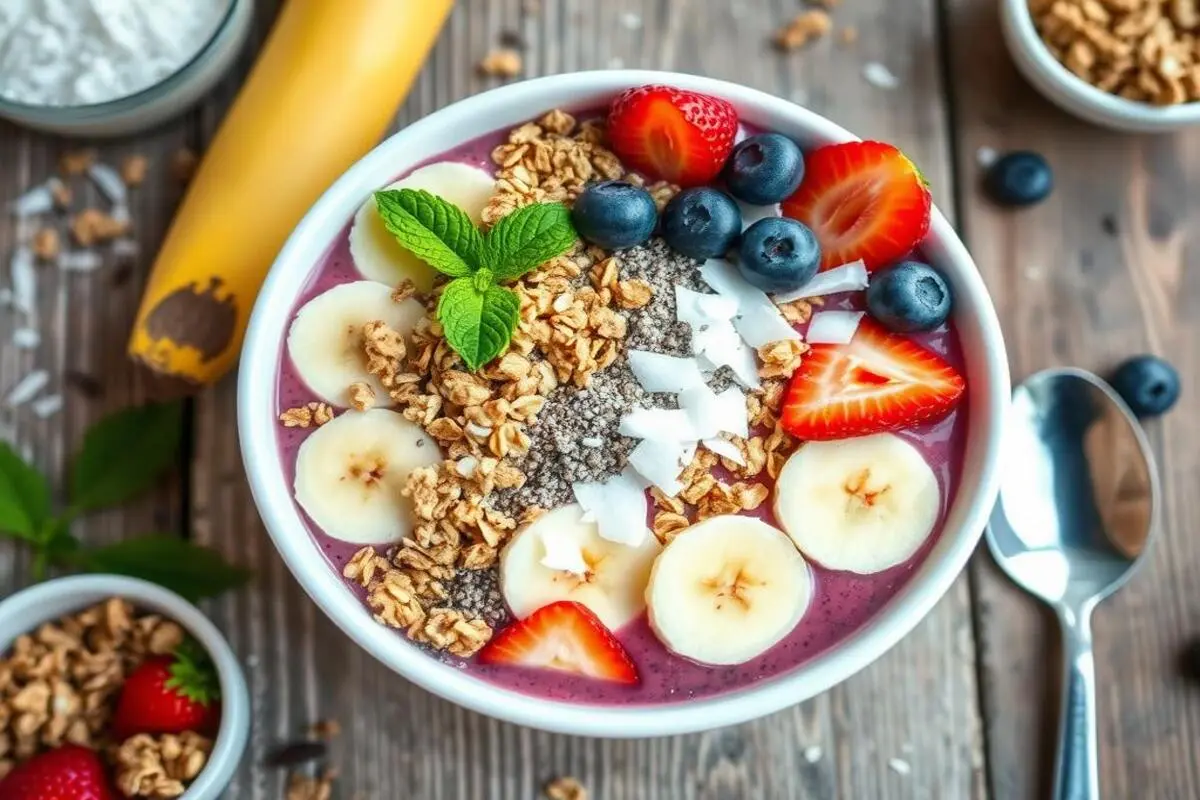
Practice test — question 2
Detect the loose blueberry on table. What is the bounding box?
[275,82,969,702]
[1110,355,1180,418]
[983,150,1054,208]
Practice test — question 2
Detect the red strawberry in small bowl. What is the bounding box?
[607,85,739,187]
[0,745,115,800]
[112,640,222,740]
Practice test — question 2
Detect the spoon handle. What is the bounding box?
[1053,606,1100,800]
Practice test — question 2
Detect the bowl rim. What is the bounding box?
[0,574,250,798]
[999,0,1200,128]
[237,69,1010,737]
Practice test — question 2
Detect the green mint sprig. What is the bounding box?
[0,402,251,601]
[374,188,578,371]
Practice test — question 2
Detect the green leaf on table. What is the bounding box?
[68,401,184,514]
[437,277,521,372]
[485,202,578,280]
[77,535,251,601]
[0,441,51,542]
[374,189,485,277]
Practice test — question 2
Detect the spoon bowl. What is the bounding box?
[987,367,1160,799]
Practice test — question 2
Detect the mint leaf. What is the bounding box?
[374,189,485,277]
[437,278,521,371]
[0,442,51,542]
[76,535,251,601]
[69,402,183,514]
[486,202,578,281]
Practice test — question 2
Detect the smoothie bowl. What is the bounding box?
[238,71,1008,737]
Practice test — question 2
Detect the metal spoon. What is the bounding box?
[986,367,1160,800]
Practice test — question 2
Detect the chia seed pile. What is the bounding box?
[491,238,732,517]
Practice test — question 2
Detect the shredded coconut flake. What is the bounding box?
[887,758,912,776]
[736,199,781,231]
[88,163,128,204]
[10,245,36,314]
[5,370,50,407]
[775,260,869,301]
[571,467,649,546]
[31,393,63,418]
[58,250,105,272]
[807,310,864,344]
[803,746,824,764]
[699,259,800,347]
[9,183,53,217]
[12,327,39,349]
[627,350,706,393]
[626,438,695,496]
[863,61,900,89]
[702,437,744,465]
[976,146,999,168]
[618,408,698,441]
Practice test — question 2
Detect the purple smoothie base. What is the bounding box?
[273,114,968,706]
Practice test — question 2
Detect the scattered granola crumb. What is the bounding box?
[391,278,417,303]
[170,148,199,184]
[309,719,341,740]
[113,731,213,799]
[59,148,97,176]
[838,26,859,45]
[70,208,129,246]
[478,48,523,78]
[348,382,376,412]
[773,10,832,50]
[31,228,60,261]
[279,402,334,428]
[286,769,338,800]
[545,776,588,800]
[121,155,150,187]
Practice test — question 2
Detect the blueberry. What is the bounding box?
[866,261,953,332]
[736,217,821,293]
[984,151,1053,207]
[571,180,658,250]
[723,133,806,206]
[1110,355,1180,418]
[661,188,743,260]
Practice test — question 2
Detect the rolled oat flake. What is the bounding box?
[0,0,232,107]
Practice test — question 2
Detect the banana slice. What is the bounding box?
[286,281,424,407]
[293,408,440,545]
[500,504,661,631]
[349,161,496,290]
[646,515,810,666]
[773,433,940,574]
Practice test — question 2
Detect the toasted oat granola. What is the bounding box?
[545,776,588,800]
[279,403,334,429]
[113,731,212,799]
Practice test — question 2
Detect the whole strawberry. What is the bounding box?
[0,745,114,800]
[607,85,739,187]
[112,641,221,740]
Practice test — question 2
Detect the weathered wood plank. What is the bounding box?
[188,0,982,797]
[943,1,1200,798]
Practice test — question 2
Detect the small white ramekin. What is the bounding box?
[0,0,254,138]
[1000,0,1200,132]
[238,70,1011,738]
[0,575,250,798]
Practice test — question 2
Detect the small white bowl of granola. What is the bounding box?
[1001,0,1200,132]
[0,575,250,799]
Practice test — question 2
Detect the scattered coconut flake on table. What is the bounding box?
[12,328,39,349]
[887,757,912,776]
[976,146,999,168]
[88,163,128,205]
[736,199,781,231]
[627,350,706,393]
[572,468,649,546]
[679,384,749,440]
[31,394,63,419]
[775,260,869,301]
[702,437,744,465]
[58,250,105,272]
[803,746,823,764]
[9,183,53,217]
[10,245,36,314]
[5,370,50,407]
[112,238,139,258]
[807,310,864,344]
[863,61,900,89]
[0,288,12,306]
[540,527,589,575]
[620,11,643,28]
[618,408,697,441]
[110,203,132,225]
[627,438,696,497]
[700,258,800,347]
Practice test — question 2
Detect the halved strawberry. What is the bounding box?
[781,141,932,271]
[607,85,738,187]
[478,601,639,684]
[780,319,965,440]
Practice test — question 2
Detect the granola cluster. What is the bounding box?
[0,599,210,798]
[113,732,212,799]
[1031,0,1200,104]
[278,402,334,428]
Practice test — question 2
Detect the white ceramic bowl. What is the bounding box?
[0,575,250,798]
[1000,0,1200,132]
[238,70,1010,737]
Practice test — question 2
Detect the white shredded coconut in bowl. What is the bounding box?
[0,0,233,107]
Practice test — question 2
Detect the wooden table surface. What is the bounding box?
[2,0,1198,798]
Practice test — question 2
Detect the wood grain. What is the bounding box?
[943,1,1200,798]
